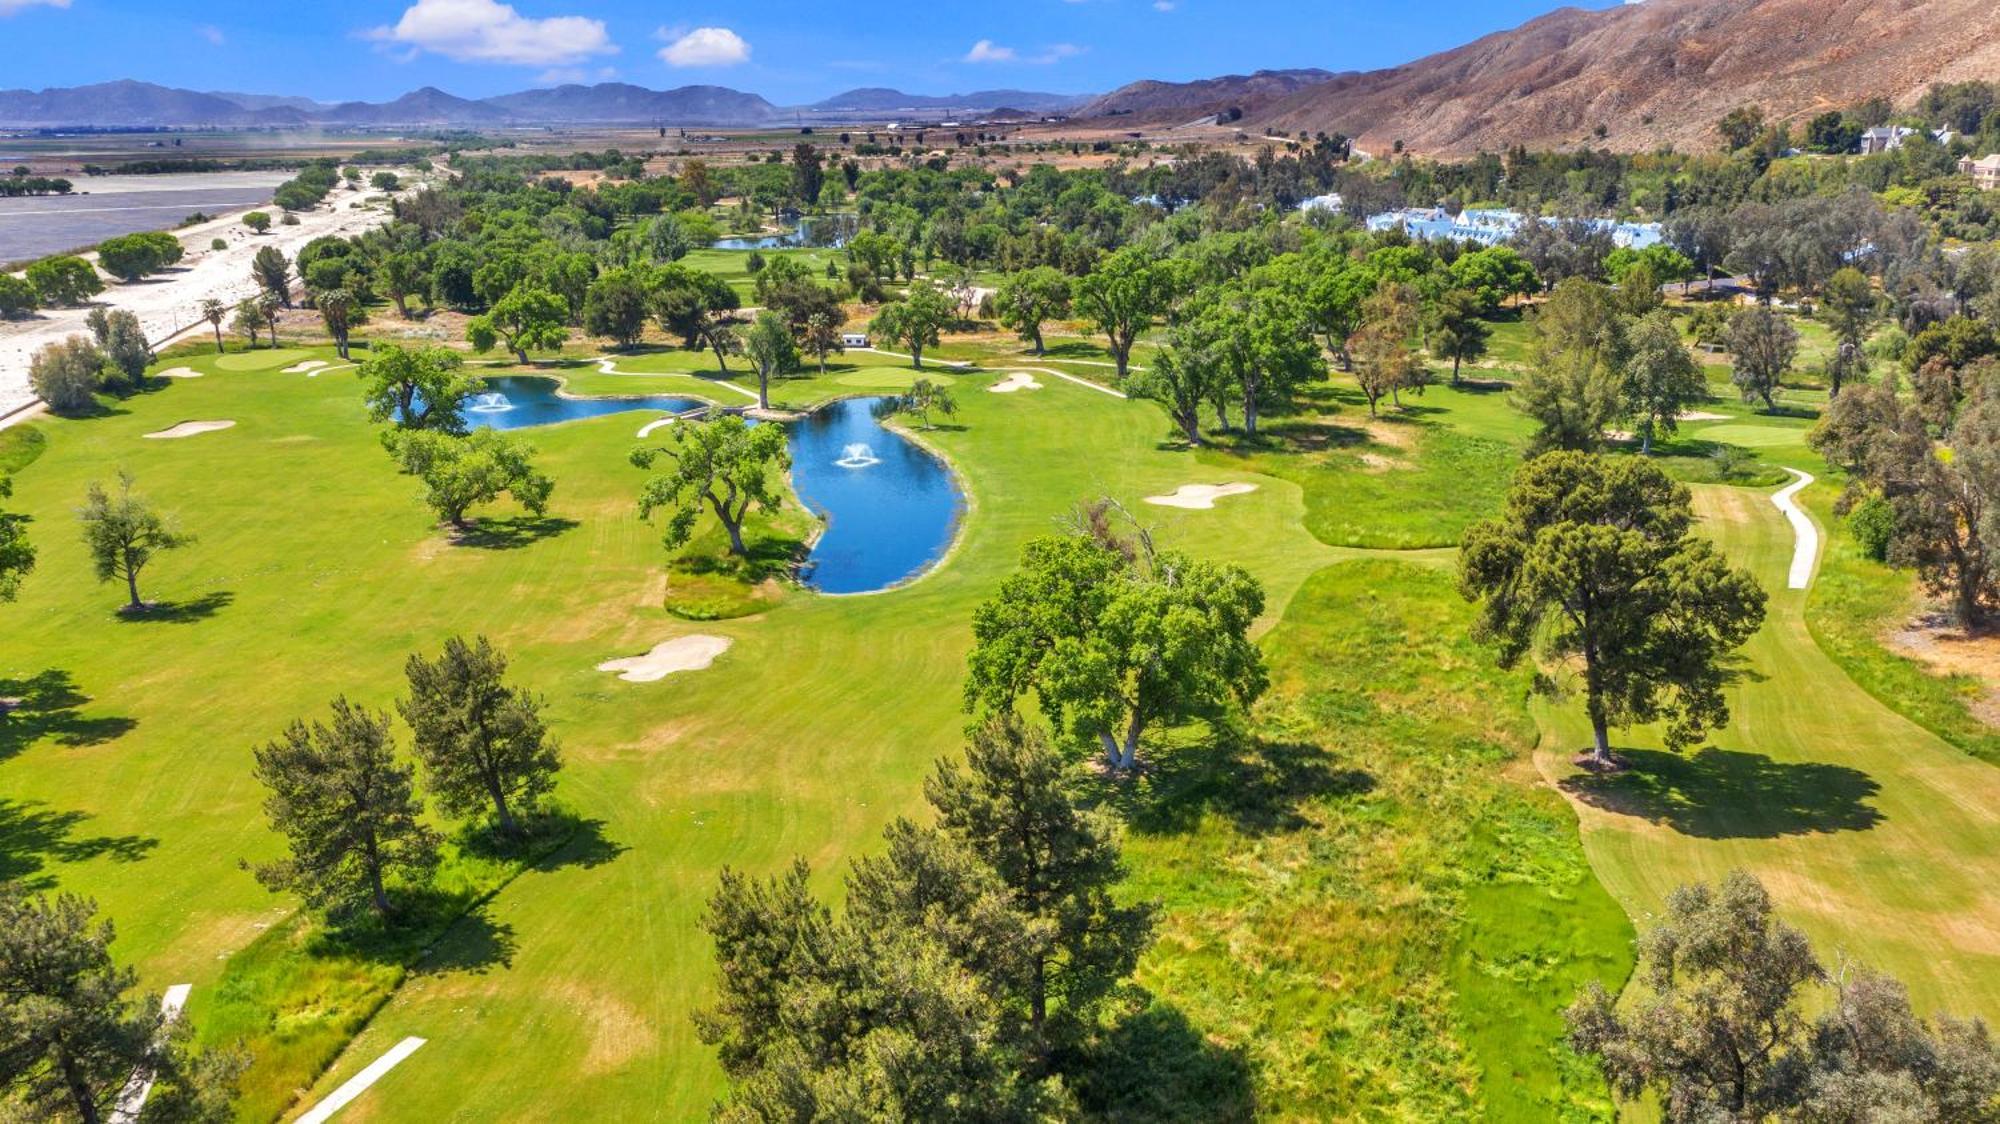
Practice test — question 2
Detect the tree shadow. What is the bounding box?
[409,902,518,977]
[451,515,579,550]
[0,798,159,890]
[0,669,138,761]
[453,810,627,873]
[115,589,234,624]
[1102,734,1373,838]
[1560,747,1883,839]
[1072,991,1256,1122]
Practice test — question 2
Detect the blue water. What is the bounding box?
[712,214,856,251]
[788,397,964,594]
[465,380,964,594]
[462,376,703,432]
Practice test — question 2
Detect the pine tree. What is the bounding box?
[399,636,561,838]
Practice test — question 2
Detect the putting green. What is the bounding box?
[1688,422,1810,448]
[215,348,311,372]
[832,369,921,389]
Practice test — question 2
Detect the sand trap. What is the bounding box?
[1679,410,1729,422]
[282,359,332,374]
[143,420,235,440]
[989,371,1043,393]
[597,635,732,682]
[155,366,203,379]
[1144,482,1258,509]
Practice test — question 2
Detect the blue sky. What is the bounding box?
[0,0,1626,104]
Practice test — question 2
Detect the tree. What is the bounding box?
[379,252,425,319]
[399,636,560,839]
[1620,310,1707,454]
[892,377,957,430]
[1074,246,1175,380]
[95,232,180,283]
[76,470,193,612]
[791,142,824,206]
[802,310,843,375]
[1129,337,1218,446]
[742,310,797,411]
[250,245,291,307]
[27,337,102,415]
[1428,288,1491,385]
[1183,272,1326,436]
[870,280,953,369]
[1447,245,1539,314]
[242,211,271,234]
[250,698,439,919]
[1460,453,1767,767]
[633,414,790,559]
[1819,266,1879,398]
[0,887,160,1124]
[966,530,1267,771]
[1513,278,1629,453]
[995,267,1072,357]
[924,715,1153,1057]
[385,429,554,530]
[370,171,400,191]
[1717,104,1766,151]
[1349,282,1425,416]
[1812,384,2000,629]
[86,308,150,391]
[359,343,479,433]
[315,287,357,360]
[0,273,37,320]
[582,268,650,348]
[0,475,31,604]
[1567,871,2000,1123]
[1728,304,1799,410]
[25,255,102,307]
[230,298,265,349]
[200,298,227,353]
[468,284,568,365]
[649,264,742,372]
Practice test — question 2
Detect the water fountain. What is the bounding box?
[467,391,514,414]
[835,442,881,469]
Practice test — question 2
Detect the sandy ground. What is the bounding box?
[283,359,333,374]
[0,179,413,416]
[155,366,202,379]
[597,635,732,682]
[1144,482,1259,509]
[988,371,1043,393]
[144,419,235,439]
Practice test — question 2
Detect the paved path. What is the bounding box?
[296,1036,427,1124]
[1772,468,1820,590]
[1009,365,1128,400]
[591,357,759,401]
[108,983,190,1124]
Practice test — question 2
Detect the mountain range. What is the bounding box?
[1250,0,2000,154]
[0,79,1082,129]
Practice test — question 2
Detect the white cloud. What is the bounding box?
[965,39,1016,63]
[965,40,1082,65]
[657,26,750,68]
[197,24,225,45]
[366,0,615,67]
[0,0,70,15]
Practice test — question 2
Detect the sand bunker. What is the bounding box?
[143,420,236,440]
[597,635,732,683]
[989,372,1043,393]
[1144,482,1258,509]
[156,367,203,379]
[282,360,332,374]
[1679,410,1729,422]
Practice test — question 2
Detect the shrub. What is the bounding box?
[28,336,102,414]
[0,274,37,319]
[25,254,103,307]
[242,211,272,233]
[281,213,299,226]
[211,238,228,251]
[1849,494,1896,562]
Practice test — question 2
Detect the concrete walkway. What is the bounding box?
[1772,468,1820,590]
[108,983,190,1124]
[296,1036,427,1124]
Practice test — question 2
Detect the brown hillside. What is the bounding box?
[1077,68,1340,120]
[1251,0,2000,156]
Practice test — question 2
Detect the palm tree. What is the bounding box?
[200,298,227,353]
[317,288,355,360]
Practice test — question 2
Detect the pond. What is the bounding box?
[461,376,704,432]
[711,213,857,251]
[787,397,964,595]
[466,381,964,594]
